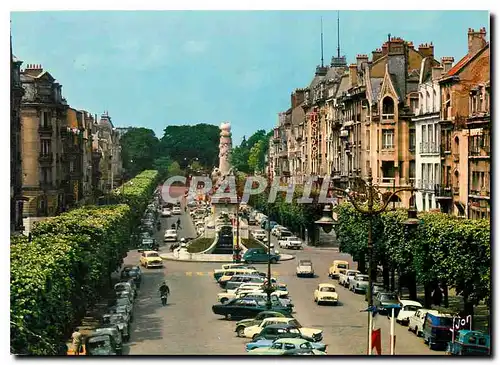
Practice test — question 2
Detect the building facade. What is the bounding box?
[437,28,489,217]
[11,48,25,232]
[20,64,68,217]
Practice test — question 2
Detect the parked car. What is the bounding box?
[234,311,292,337]
[408,309,436,337]
[139,250,163,269]
[252,229,267,241]
[213,264,256,281]
[244,317,322,341]
[240,292,293,308]
[339,269,360,287]
[212,297,292,320]
[280,236,303,250]
[248,338,326,355]
[102,313,130,341]
[422,311,454,350]
[108,305,133,324]
[120,265,142,288]
[296,260,314,277]
[396,300,423,325]
[161,208,172,217]
[446,330,490,356]
[373,292,400,314]
[365,283,386,302]
[172,206,182,215]
[94,325,123,355]
[313,283,338,305]
[115,282,136,298]
[224,275,270,291]
[349,274,370,293]
[164,229,178,242]
[246,336,327,352]
[243,248,280,264]
[252,323,322,343]
[84,333,117,356]
[137,238,155,253]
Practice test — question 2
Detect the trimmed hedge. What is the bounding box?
[10,170,160,355]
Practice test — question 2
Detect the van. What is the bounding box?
[225,275,265,291]
[422,311,454,350]
[328,260,349,279]
[218,269,260,286]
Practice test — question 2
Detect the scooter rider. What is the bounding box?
[159,281,170,297]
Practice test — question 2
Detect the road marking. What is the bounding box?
[196,272,205,276]
[272,271,280,276]
[186,272,192,276]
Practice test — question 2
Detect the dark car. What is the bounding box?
[94,325,123,354]
[84,333,117,356]
[212,297,291,320]
[253,324,319,343]
[423,312,454,350]
[120,266,142,288]
[365,283,386,302]
[102,313,130,342]
[373,292,400,314]
[243,248,280,264]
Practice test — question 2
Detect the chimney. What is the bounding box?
[441,57,455,73]
[468,27,487,54]
[418,43,434,58]
[407,41,414,50]
[294,89,305,106]
[382,42,389,55]
[432,65,444,80]
[372,48,383,62]
[291,92,296,109]
[356,54,369,71]
[23,63,44,76]
[349,64,357,87]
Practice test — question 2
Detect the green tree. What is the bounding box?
[120,128,159,177]
[231,130,269,173]
[158,124,219,169]
[153,156,173,178]
[167,161,183,177]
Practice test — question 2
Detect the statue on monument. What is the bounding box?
[212,122,233,186]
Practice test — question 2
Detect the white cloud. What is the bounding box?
[183,40,209,54]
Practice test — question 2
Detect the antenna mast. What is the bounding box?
[337,11,340,58]
[320,16,324,67]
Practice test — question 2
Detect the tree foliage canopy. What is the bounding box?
[119,128,159,178]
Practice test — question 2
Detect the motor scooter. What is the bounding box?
[161,294,168,306]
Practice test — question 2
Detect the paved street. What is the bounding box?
[120,210,439,355]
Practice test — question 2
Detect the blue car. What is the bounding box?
[246,338,327,352]
[243,248,281,264]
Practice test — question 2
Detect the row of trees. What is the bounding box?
[120,124,220,179]
[10,170,160,355]
[335,203,490,317]
[231,130,273,174]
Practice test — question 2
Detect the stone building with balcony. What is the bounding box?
[20,64,68,217]
[437,27,489,216]
[413,57,453,211]
[466,80,490,219]
[11,45,26,233]
[61,108,84,208]
[81,111,96,202]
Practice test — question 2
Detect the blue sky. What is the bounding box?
[11,11,489,144]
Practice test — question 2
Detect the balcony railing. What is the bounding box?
[434,184,453,198]
[420,142,440,154]
[378,177,396,184]
[38,125,53,135]
[469,146,491,158]
[40,181,53,190]
[453,186,460,194]
[440,144,452,156]
[38,153,54,165]
[382,113,395,120]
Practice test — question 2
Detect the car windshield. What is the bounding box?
[289,319,302,327]
[381,294,397,301]
[147,252,159,257]
[337,263,348,269]
[439,317,453,327]
[299,261,312,266]
[87,337,112,355]
[356,275,369,281]
[403,305,421,311]
[166,230,176,235]
[347,271,358,276]
[320,286,335,292]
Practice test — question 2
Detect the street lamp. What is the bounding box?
[315,205,337,245]
[328,168,416,355]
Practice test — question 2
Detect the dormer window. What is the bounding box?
[382,96,395,119]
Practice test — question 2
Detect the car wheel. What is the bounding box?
[415,327,419,336]
[428,341,433,350]
[225,313,232,320]
[145,263,148,269]
[220,298,228,304]
[236,326,245,337]
[252,334,259,341]
[270,258,277,264]
[246,260,252,264]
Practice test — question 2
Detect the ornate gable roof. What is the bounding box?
[379,64,400,102]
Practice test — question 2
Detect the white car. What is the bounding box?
[314,283,339,305]
[252,229,267,241]
[244,317,323,341]
[172,206,182,215]
[279,236,302,250]
[164,229,178,242]
[296,260,314,277]
[397,300,423,325]
[349,274,370,293]
[339,270,360,287]
[408,309,437,336]
[161,208,172,217]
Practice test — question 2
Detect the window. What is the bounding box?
[409,129,416,151]
[426,91,431,113]
[41,139,51,155]
[41,167,51,183]
[41,111,51,127]
[382,97,395,116]
[382,130,394,149]
[422,195,426,211]
[366,130,370,150]
[422,125,427,144]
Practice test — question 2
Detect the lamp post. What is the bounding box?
[327,168,416,355]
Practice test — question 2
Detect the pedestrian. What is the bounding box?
[71,327,82,355]
[177,218,181,230]
[432,284,443,306]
